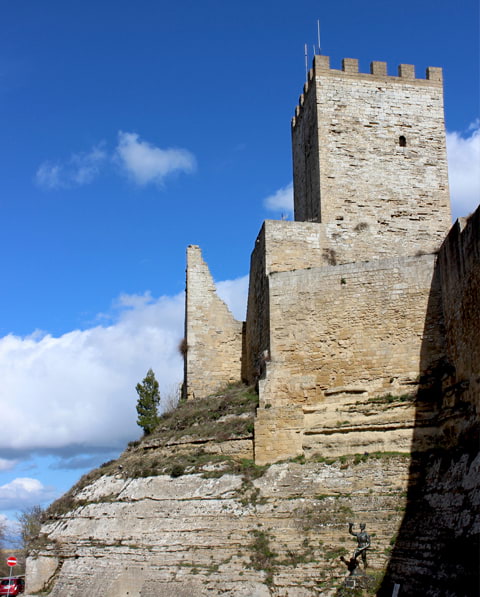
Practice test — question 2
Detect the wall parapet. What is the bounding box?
[292,54,443,129]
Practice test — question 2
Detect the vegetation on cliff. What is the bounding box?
[135,368,161,435]
[26,383,429,596]
[45,382,259,518]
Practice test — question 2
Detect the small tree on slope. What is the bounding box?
[17,505,44,555]
[135,368,160,435]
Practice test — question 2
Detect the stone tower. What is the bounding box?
[292,55,451,257]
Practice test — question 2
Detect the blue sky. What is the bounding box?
[0,0,478,538]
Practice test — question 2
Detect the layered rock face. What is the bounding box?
[28,444,480,596]
[27,454,412,596]
[27,351,480,597]
[381,450,480,596]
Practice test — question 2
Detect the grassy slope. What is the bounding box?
[46,383,260,518]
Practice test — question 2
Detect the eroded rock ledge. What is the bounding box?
[27,455,411,597]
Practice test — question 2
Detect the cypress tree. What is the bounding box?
[135,368,160,435]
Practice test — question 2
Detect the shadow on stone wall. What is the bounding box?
[379,211,480,596]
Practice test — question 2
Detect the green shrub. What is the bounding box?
[170,465,185,478]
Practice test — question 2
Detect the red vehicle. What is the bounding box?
[0,577,25,596]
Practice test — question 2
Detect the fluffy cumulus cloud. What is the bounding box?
[447,120,480,220]
[36,133,196,190]
[0,293,184,455]
[35,144,107,189]
[0,276,248,461]
[115,131,196,186]
[0,478,56,511]
[263,182,293,216]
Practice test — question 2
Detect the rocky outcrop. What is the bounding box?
[27,307,480,597]
[27,455,411,596]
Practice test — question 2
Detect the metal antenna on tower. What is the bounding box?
[304,43,308,79]
[317,19,322,55]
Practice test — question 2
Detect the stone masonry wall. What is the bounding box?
[292,56,451,258]
[244,218,447,387]
[381,210,479,595]
[437,206,480,440]
[291,74,321,222]
[184,245,243,399]
[245,220,327,382]
[244,225,269,384]
[254,254,445,464]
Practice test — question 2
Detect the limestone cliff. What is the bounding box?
[29,460,413,597]
[25,385,408,596]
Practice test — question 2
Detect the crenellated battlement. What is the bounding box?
[292,55,443,128]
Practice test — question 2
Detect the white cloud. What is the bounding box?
[69,145,108,185]
[0,276,247,460]
[0,513,20,543]
[215,275,249,321]
[0,478,56,511]
[35,144,107,189]
[115,131,196,186]
[35,133,196,191]
[0,459,17,472]
[0,293,184,454]
[35,162,62,189]
[447,120,480,220]
[263,182,294,215]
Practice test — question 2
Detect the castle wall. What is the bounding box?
[184,245,243,399]
[382,207,480,596]
[245,221,329,382]
[244,225,269,384]
[292,56,451,258]
[262,220,326,273]
[244,217,448,388]
[292,75,321,222]
[254,254,445,464]
[437,206,480,433]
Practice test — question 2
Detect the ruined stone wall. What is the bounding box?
[184,245,243,399]
[292,56,451,258]
[254,254,445,464]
